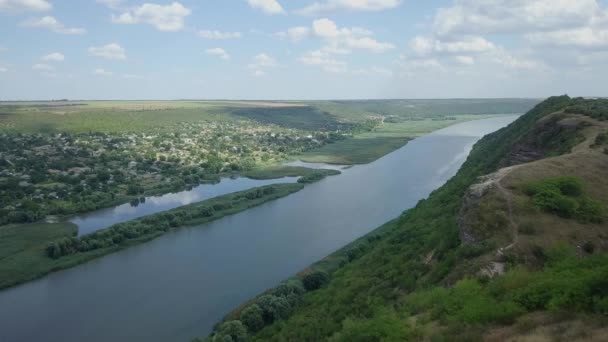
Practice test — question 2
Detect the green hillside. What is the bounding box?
[202,96,608,341]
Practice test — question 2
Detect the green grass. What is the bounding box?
[0,183,305,290]
[299,115,502,164]
[299,136,411,164]
[243,166,340,180]
[0,222,77,289]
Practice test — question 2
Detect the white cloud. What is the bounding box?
[433,0,601,37]
[312,18,394,53]
[88,43,126,60]
[275,26,310,42]
[492,51,546,70]
[299,50,347,73]
[41,52,64,62]
[398,56,444,77]
[0,0,51,13]
[352,65,393,77]
[206,48,230,60]
[112,2,191,32]
[97,0,123,10]
[94,68,113,76]
[0,66,7,72]
[198,30,242,40]
[454,55,474,65]
[248,53,277,76]
[298,0,401,15]
[411,35,496,56]
[21,16,86,35]
[247,0,284,15]
[526,27,608,48]
[122,73,144,79]
[32,63,53,71]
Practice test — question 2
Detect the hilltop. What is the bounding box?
[204,96,608,341]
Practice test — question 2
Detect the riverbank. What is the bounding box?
[0,182,313,290]
[298,114,505,164]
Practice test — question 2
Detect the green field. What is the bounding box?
[0,222,77,289]
[299,115,502,164]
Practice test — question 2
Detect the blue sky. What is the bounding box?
[1,0,608,100]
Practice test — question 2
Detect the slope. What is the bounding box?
[202,96,608,342]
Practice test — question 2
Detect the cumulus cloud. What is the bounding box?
[454,55,474,66]
[526,27,608,49]
[97,0,123,10]
[0,0,51,13]
[41,52,64,62]
[312,18,394,53]
[88,43,126,60]
[411,35,496,56]
[433,0,601,37]
[32,63,53,71]
[112,2,191,32]
[299,50,347,73]
[198,30,242,40]
[21,16,86,34]
[298,0,401,15]
[352,65,393,77]
[206,48,230,60]
[275,26,311,42]
[247,0,284,15]
[93,68,113,76]
[248,53,277,76]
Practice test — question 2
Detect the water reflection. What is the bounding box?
[72,176,299,236]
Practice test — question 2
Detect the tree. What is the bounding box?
[214,320,248,342]
[302,271,329,291]
[256,295,291,323]
[240,304,264,333]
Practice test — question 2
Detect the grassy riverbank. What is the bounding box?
[0,183,308,290]
[243,166,340,180]
[299,114,504,164]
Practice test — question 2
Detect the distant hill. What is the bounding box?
[203,96,608,341]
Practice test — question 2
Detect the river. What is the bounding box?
[72,177,299,236]
[0,115,518,342]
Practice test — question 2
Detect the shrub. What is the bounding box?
[214,320,248,342]
[256,295,291,323]
[240,304,264,333]
[302,271,329,291]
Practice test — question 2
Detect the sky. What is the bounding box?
[1,0,608,100]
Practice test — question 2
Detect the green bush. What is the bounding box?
[240,304,264,333]
[524,176,604,222]
[302,271,329,291]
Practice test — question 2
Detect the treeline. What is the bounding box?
[45,184,303,259]
[199,219,397,342]
[566,98,608,121]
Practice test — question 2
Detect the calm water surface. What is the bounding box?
[72,177,299,236]
[0,116,518,342]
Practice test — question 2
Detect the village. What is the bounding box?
[0,119,346,225]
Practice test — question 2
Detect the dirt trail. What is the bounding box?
[495,179,518,255]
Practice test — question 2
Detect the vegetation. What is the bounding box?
[299,115,505,164]
[0,183,304,290]
[565,98,608,121]
[523,176,604,223]
[243,166,340,180]
[201,95,608,341]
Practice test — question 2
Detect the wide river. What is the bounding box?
[0,115,518,342]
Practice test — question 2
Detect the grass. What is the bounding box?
[243,166,340,180]
[299,115,502,164]
[0,222,77,289]
[0,183,305,290]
